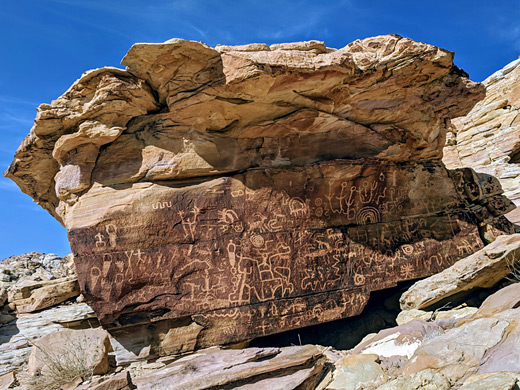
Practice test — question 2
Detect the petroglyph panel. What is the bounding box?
[68,160,512,339]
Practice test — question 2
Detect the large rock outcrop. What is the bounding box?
[444,57,520,225]
[5,35,516,353]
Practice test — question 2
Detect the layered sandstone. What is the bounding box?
[5,35,516,353]
[444,57,520,225]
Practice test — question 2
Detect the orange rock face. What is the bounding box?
[5,35,516,352]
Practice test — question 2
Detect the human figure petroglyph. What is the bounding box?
[179,206,200,241]
[359,180,380,204]
[106,224,117,247]
[94,232,106,248]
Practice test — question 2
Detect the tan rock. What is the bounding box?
[467,282,520,321]
[402,317,509,383]
[132,345,325,390]
[475,316,520,374]
[377,369,450,390]
[444,57,520,224]
[0,371,15,390]
[27,328,112,377]
[75,371,133,390]
[12,276,80,313]
[351,320,443,359]
[400,234,520,310]
[459,372,519,390]
[396,307,478,325]
[327,354,387,390]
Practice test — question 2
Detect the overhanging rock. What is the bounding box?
[6,35,516,354]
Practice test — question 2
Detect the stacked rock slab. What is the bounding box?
[5,35,516,354]
[444,57,520,225]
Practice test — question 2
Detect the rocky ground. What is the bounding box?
[0,233,519,389]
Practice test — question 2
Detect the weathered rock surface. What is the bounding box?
[6,35,517,351]
[460,372,520,390]
[377,369,450,390]
[132,345,325,390]
[396,306,477,325]
[27,328,111,377]
[327,353,387,389]
[400,233,520,310]
[73,371,133,390]
[1,252,78,314]
[10,276,79,313]
[351,320,443,359]
[401,317,509,382]
[0,303,96,375]
[444,57,520,225]
[0,371,15,390]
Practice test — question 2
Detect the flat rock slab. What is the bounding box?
[460,372,519,390]
[400,234,520,310]
[132,345,324,390]
[377,369,450,390]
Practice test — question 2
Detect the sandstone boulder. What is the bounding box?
[400,234,520,310]
[462,282,520,323]
[69,371,133,390]
[402,317,509,383]
[444,57,520,225]
[0,371,15,390]
[27,328,111,377]
[327,353,387,390]
[6,35,516,351]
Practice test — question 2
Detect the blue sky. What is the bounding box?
[1,1,519,259]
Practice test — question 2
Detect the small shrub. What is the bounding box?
[19,333,102,390]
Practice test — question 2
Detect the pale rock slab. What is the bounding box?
[402,317,509,383]
[396,307,478,325]
[377,368,450,390]
[459,372,520,390]
[400,234,520,310]
[11,276,80,313]
[327,354,387,390]
[132,345,325,390]
[0,371,15,390]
